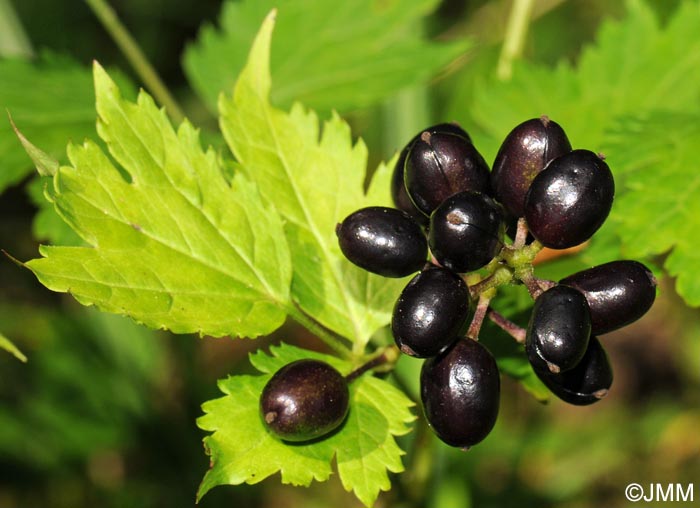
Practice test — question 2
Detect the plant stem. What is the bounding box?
[467,266,513,298]
[345,345,400,383]
[467,291,494,339]
[83,0,185,124]
[0,0,34,58]
[287,305,353,359]
[488,308,526,343]
[513,217,529,249]
[518,266,545,299]
[497,0,535,81]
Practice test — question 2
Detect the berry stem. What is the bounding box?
[534,276,556,292]
[345,345,400,383]
[518,267,545,299]
[487,308,526,343]
[467,291,494,339]
[467,266,513,299]
[513,217,529,249]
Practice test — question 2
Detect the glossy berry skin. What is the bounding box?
[428,191,504,273]
[404,131,490,217]
[336,207,427,278]
[420,339,500,448]
[260,359,349,442]
[491,116,571,218]
[524,149,615,249]
[560,260,657,335]
[392,265,471,358]
[391,123,471,224]
[534,336,613,406]
[526,285,591,373]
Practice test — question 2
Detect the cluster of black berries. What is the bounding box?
[333,118,657,449]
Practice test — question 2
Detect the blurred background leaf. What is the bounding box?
[184,0,471,115]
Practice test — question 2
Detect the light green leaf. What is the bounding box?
[25,177,82,246]
[198,343,415,507]
[25,63,292,338]
[459,0,700,160]
[219,10,409,349]
[184,0,470,113]
[600,112,700,307]
[0,332,26,362]
[0,53,133,193]
[9,115,59,177]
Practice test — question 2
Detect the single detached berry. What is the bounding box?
[392,265,471,358]
[560,260,657,334]
[524,149,615,249]
[404,131,490,216]
[421,339,500,448]
[336,207,427,278]
[526,285,592,373]
[260,359,350,442]
[534,336,613,405]
[392,123,472,223]
[428,190,504,273]
[491,116,571,218]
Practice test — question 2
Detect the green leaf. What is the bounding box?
[600,111,700,307]
[25,176,82,246]
[9,114,59,177]
[219,10,408,349]
[0,332,26,362]
[459,0,700,160]
[25,62,293,338]
[183,0,470,114]
[0,53,133,193]
[198,343,415,507]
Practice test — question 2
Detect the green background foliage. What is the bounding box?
[1,0,699,507]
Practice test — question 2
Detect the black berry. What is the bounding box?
[524,149,615,249]
[491,116,571,218]
[560,260,657,334]
[391,123,472,223]
[336,207,427,278]
[404,131,490,216]
[534,336,613,405]
[428,190,504,273]
[526,285,591,373]
[392,265,471,358]
[420,339,500,448]
[260,359,350,442]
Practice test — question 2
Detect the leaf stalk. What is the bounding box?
[83,0,186,123]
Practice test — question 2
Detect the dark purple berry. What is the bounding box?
[491,116,571,218]
[428,191,504,273]
[260,359,349,442]
[392,265,471,358]
[404,131,490,216]
[534,336,613,405]
[336,207,427,278]
[526,285,591,373]
[391,123,472,223]
[421,339,500,448]
[560,260,657,334]
[524,149,615,249]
